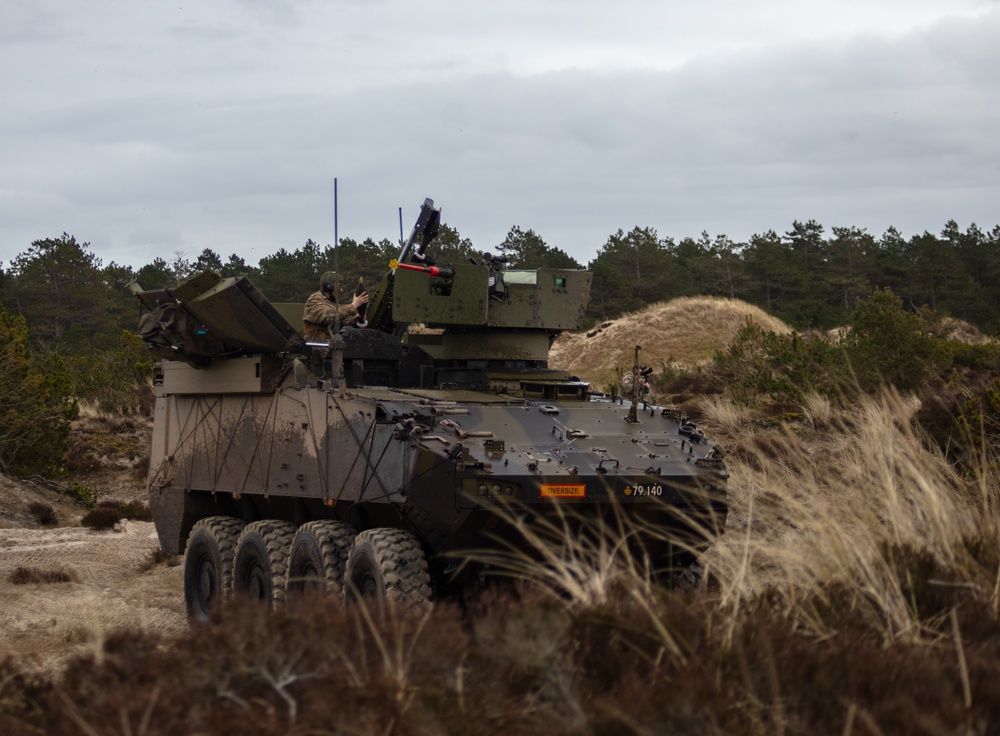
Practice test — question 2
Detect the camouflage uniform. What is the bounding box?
[621,369,652,404]
[302,271,361,343]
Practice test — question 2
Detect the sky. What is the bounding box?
[1,0,998,271]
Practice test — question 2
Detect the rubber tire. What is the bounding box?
[345,528,432,611]
[232,520,297,608]
[287,520,357,598]
[183,516,246,623]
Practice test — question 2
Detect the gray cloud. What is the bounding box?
[1,1,997,271]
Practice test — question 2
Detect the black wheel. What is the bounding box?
[183,516,246,623]
[232,520,296,608]
[287,520,357,597]
[345,528,432,610]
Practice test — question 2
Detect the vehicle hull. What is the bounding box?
[149,358,728,576]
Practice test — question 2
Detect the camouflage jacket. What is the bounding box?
[302,291,359,343]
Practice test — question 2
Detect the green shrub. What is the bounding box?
[66,330,155,415]
[713,321,848,405]
[0,306,77,475]
[947,341,1000,370]
[958,378,1000,448]
[712,321,776,404]
[844,288,950,392]
[65,481,96,508]
[716,291,965,407]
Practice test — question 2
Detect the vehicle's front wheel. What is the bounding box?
[286,520,357,597]
[232,520,297,608]
[345,528,432,611]
[183,516,246,623]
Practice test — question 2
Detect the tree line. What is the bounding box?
[2,218,998,357]
[587,220,1000,333]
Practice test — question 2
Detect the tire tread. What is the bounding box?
[288,520,357,596]
[189,516,246,599]
[235,520,297,605]
[349,528,432,609]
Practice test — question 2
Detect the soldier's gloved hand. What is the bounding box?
[352,291,369,309]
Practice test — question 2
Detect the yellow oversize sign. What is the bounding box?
[540,484,586,498]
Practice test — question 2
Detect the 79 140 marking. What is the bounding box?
[624,484,663,497]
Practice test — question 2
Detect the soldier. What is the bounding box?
[621,365,654,404]
[302,271,369,343]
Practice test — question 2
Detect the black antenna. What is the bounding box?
[398,206,404,246]
[334,177,339,273]
[329,177,344,379]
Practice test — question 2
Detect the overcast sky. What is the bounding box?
[2,0,998,271]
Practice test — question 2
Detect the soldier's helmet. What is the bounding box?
[320,271,342,293]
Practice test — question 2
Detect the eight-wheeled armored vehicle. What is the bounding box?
[132,199,729,619]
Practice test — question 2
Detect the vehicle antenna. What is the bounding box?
[329,177,344,382]
[334,177,339,273]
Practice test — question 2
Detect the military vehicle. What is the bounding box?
[132,198,729,620]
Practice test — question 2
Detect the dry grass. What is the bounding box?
[824,315,996,347]
[454,500,667,607]
[550,296,793,387]
[66,411,151,475]
[935,316,995,345]
[137,548,177,572]
[707,388,999,642]
[800,391,834,430]
[697,394,756,436]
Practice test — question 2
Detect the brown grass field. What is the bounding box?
[1,297,999,734]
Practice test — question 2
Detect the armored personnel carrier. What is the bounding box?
[132,199,728,619]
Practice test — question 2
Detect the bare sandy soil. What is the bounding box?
[0,520,187,675]
[0,414,188,676]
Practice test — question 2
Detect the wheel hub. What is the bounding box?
[198,561,216,604]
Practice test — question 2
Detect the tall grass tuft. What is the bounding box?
[706,388,1000,642]
[456,499,660,610]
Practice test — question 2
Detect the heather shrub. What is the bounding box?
[81,500,152,529]
[9,566,73,585]
[27,501,57,526]
[2,590,998,735]
[80,507,122,530]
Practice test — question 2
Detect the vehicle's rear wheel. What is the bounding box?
[345,528,432,611]
[287,520,357,597]
[232,520,297,608]
[184,516,246,623]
